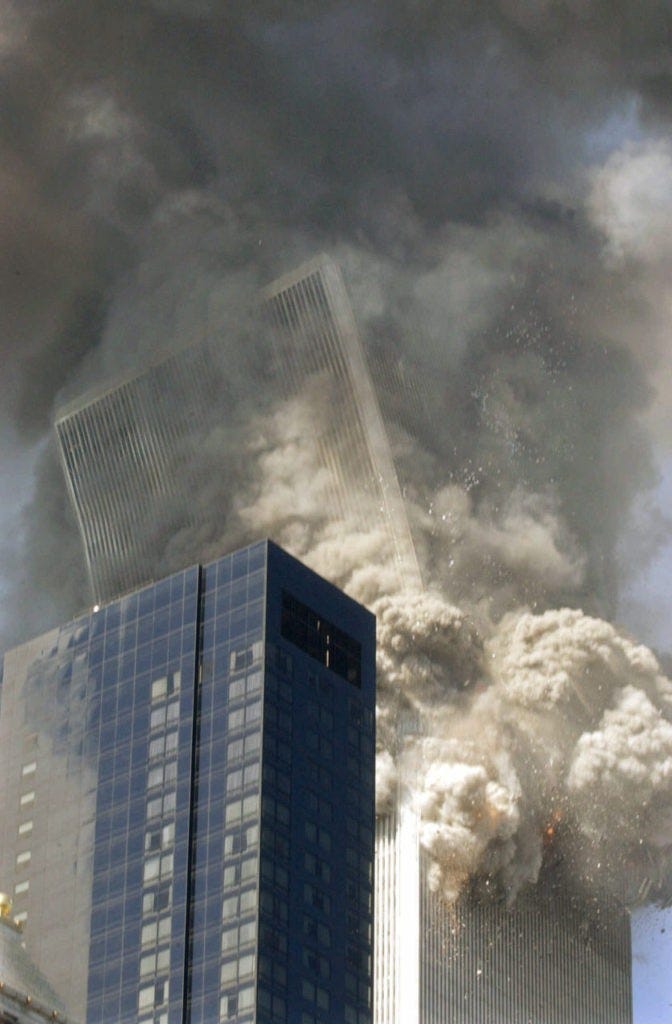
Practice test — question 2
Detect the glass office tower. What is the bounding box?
[0,540,376,1024]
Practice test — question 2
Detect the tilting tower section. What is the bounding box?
[55,255,421,604]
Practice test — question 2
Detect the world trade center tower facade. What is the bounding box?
[0,540,376,1024]
[374,791,633,1024]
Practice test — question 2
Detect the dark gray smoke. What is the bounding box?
[2,0,672,904]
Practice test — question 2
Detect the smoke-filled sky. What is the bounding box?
[2,0,672,1003]
[3,0,672,634]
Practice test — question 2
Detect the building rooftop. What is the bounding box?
[0,895,73,1023]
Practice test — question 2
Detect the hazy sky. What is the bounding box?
[2,1,672,1016]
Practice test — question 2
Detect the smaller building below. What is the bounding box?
[0,893,74,1024]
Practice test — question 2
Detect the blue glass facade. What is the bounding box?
[86,565,201,1024]
[0,541,375,1024]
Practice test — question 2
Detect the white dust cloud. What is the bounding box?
[224,394,672,907]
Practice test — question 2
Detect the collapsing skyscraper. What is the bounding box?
[374,792,633,1024]
[55,254,421,606]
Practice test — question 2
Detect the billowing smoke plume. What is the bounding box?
[205,408,672,907]
[3,1,672,906]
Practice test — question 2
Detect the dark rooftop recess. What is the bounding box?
[280,590,361,687]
